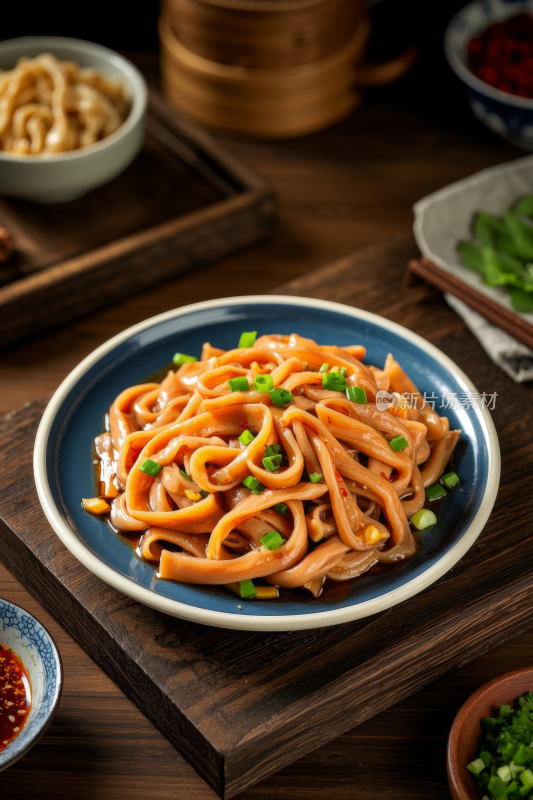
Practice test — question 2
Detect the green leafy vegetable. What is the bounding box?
[458,195,533,313]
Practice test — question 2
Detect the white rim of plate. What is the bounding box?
[34,295,501,632]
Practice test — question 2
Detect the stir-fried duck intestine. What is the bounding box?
[88,333,461,597]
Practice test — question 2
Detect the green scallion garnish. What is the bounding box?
[389,434,409,451]
[172,353,198,367]
[339,367,347,377]
[262,455,282,472]
[253,374,274,393]
[269,388,294,407]
[346,386,367,403]
[228,376,250,393]
[322,372,347,392]
[265,444,281,457]
[319,363,329,373]
[180,468,192,481]
[199,490,209,498]
[309,472,323,483]
[426,483,447,501]
[273,502,288,515]
[238,580,257,599]
[441,471,460,489]
[465,692,533,797]
[239,429,255,446]
[409,509,437,531]
[243,475,264,494]
[139,458,162,477]
[238,331,257,349]
[260,530,285,550]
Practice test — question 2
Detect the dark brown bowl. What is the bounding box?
[447,667,533,800]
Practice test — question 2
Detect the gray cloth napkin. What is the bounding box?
[445,293,533,383]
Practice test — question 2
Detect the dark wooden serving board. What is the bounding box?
[0,89,275,349]
[1,233,532,800]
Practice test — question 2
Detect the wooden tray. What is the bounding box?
[1,234,531,800]
[0,88,275,349]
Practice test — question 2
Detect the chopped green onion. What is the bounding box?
[409,509,437,531]
[441,471,460,489]
[253,374,274,393]
[389,434,409,451]
[199,490,209,499]
[243,475,264,494]
[239,429,255,446]
[263,455,282,472]
[346,386,367,403]
[172,352,198,367]
[497,765,512,783]
[269,388,294,407]
[309,472,323,483]
[322,372,347,392]
[228,376,250,393]
[500,704,512,718]
[139,458,162,477]
[180,469,191,481]
[339,367,347,377]
[521,769,533,789]
[260,530,285,550]
[238,580,257,599]
[426,483,447,501]
[319,363,329,373]
[273,503,288,515]
[467,758,487,777]
[238,331,257,349]
[265,444,281,457]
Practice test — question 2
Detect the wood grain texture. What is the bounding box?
[1,234,532,799]
[0,89,275,348]
[0,51,531,800]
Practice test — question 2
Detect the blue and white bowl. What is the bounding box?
[445,0,533,150]
[0,599,62,771]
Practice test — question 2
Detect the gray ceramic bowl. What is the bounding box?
[0,598,62,771]
[0,37,147,203]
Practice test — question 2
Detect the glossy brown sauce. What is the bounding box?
[0,645,31,753]
[96,366,447,603]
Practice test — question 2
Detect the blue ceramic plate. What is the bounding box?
[34,296,500,631]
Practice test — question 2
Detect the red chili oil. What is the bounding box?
[0,645,31,753]
[468,13,533,99]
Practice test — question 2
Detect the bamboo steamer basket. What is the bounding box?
[162,0,363,68]
[159,16,416,138]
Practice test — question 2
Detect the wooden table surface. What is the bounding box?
[1,56,531,799]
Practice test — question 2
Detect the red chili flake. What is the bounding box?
[334,469,343,482]
[468,12,533,98]
[240,420,248,428]
[340,487,348,497]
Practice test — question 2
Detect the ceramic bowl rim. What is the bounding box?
[444,0,533,110]
[33,294,501,632]
[447,666,533,800]
[0,596,63,771]
[0,36,147,163]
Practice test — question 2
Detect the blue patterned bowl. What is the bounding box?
[33,296,500,632]
[0,599,62,771]
[445,0,533,150]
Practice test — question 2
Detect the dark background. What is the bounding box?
[2,1,473,57]
[2,0,484,131]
